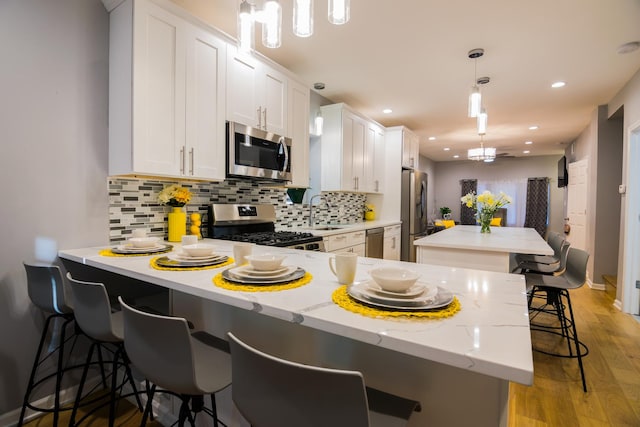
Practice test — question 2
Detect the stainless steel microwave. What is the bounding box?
[226,121,292,182]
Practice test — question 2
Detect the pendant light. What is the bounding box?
[293,0,314,37]
[468,136,496,162]
[328,0,350,25]
[238,0,255,52]
[314,110,324,136]
[477,108,488,135]
[467,48,484,118]
[262,0,282,48]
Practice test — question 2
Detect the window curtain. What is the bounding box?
[460,179,477,225]
[478,179,528,226]
[523,177,549,237]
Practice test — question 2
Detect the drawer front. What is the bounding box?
[384,224,401,236]
[346,230,366,247]
[326,230,366,252]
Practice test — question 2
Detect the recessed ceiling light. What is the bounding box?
[453,154,460,159]
[382,108,392,114]
[529,125,538,130]
[525,141,533,145]
[428,136,436,141]
[523,150,530,154]
[443,147,450,151]
[551,81,566,88]
[617,41,640,54]
[313,82,325,90]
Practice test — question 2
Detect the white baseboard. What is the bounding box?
[613,299,623,311]
[588,280,606,291]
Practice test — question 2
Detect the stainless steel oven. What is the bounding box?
[226,121,292,181]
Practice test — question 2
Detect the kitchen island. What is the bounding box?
[414,225,553,272]
[59,239,533,427]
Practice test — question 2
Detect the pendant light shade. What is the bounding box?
[314,110,324,136]
[238,0,255,52]
[262,0,282,48]
[468,137,496,162]
[293,0,314,37]
[477,108,488,135]
[468,86,481,118]
[328,0,350,25]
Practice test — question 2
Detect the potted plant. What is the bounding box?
[439,206,452,220]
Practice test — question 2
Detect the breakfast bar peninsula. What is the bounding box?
[414,225,553,273]
[59,239,533,427]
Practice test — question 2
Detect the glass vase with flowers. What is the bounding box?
[460,190,511,233]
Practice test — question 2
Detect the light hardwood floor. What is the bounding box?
[27,283,640,427]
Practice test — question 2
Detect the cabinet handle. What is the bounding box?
[180,147,185,174]
[375,180,379,192]
[257,106,262,128]
[189,148,194,175]
[392,237,396,249]
[410,157,414,168]
[263,107,267,130]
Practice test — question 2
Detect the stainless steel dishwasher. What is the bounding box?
[365,227,384,258]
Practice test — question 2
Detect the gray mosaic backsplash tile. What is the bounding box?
[108,177,368,243]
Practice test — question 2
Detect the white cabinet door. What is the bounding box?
[131,0,186,176]
[365,122,385,193]
[383,225,401,260]
[401,129,419,169]
[226,46,288,136]
[287,79,310,188]
[226,49,261,129]
[184,25,226,180]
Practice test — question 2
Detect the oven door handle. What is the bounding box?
[278,136,289,174]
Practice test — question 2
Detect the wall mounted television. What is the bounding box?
[558,156,568,188]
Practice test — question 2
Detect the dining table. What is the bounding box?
[59,238,534,427]
[414,225,554,273]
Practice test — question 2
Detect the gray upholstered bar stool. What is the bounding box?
[228,332,421,427]
[525,247,590,392]
[119,297,231,427]
[19,263,86,427]
[66,273,144,427]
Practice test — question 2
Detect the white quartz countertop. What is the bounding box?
[281,220,401,236]
[414,225,554,255]
[59,239,533,385]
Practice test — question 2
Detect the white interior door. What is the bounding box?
[567,159,588,250]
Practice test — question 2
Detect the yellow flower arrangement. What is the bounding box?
[461,190,511,233]
[158,184,192,207]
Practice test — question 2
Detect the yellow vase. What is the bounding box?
[168,207,186,242]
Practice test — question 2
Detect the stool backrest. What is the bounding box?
[228,332,370,427]
[547,232,567,259]
[23,263,73,314]
[66,273,119,342]
[119,297,198,395]
[564,247,589,288]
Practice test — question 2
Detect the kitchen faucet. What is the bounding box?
[308,194,328,227]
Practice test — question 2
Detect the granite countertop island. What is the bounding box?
[59,239,532,427]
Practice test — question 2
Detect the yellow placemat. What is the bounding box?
[332,285,461,319]
[150,257,235,271]
[213,272,313,292]
[99,248,172,257]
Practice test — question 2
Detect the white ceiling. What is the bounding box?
[171,0,640,162]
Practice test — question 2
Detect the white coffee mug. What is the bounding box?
[328,251,358,285]
[233,242,254,266]
[181,235,198,246]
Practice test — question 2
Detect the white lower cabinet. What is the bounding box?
[383,224,401,260]
[324,230,366,256]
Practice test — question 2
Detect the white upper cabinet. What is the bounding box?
[108,0,226,180]
[226,46,288,137]
[401,128,419,169]
[320,103,384,193]
[287,79,310,188]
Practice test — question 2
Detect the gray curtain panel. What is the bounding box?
[460,179,478,225]
[524,177,549,236]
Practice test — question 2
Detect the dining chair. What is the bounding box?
[66,273,144,426]
[119,297,231,427]
[516,231,566,265]
[516,240,570,276]
[525,247,590,392]
[19,263,88,427]
[227,332,421,427]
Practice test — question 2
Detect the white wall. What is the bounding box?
[433,155,564,234]
[0,0,109,417]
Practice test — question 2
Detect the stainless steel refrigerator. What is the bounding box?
[401,169,428,262]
